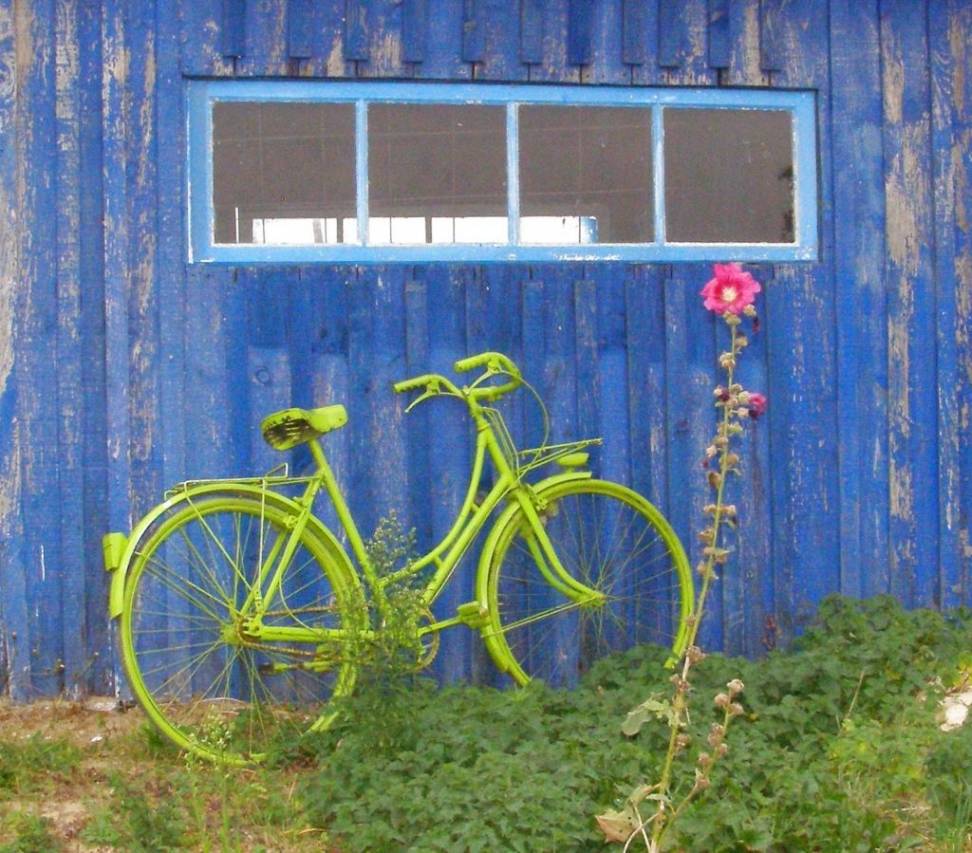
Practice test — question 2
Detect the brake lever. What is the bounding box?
[404,379,441,413]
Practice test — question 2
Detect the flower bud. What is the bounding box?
[707,724,725,748]
[697,751,712,768]
[715,742,729,758]
[714,692,731,710]
[727,679,745,696]
[676,733,691,752]
[729,702,744,717]
[743,304,757,317]
[686,645,706,664]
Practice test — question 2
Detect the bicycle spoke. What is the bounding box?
[123,497,356,763]
[488,481,690,687]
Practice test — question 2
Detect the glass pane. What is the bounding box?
[212,102,357,245]
[368,103,507,245]
[519,106,652,244]
[664,108,795,243]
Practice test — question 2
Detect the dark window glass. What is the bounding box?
[664,108,795,243]
[368,103,507,244]
[519,106,652,244]
[212,102,356,245]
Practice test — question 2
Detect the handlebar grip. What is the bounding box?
[454,352,495,374]
[393,374,434,394]
[454,352,520,379]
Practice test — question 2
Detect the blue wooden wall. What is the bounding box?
[0,0,969,698]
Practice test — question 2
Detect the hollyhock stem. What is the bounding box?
[650,322,739,847]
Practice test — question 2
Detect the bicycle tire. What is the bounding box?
[120,495,360,764]
[480,479,693,687]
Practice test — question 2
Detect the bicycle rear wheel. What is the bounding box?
[120,496,360,764]
[481,479,692,687]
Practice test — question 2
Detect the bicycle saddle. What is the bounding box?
[260,405,348,451]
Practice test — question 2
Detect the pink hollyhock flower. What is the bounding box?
[748,392,768,418]
[701,263,762,315]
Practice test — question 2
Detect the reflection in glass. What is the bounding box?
[368,103,507,244]
[664,108,795,243]
[519,106,652,244]
[213,101,355,245]
[212,102,357,245]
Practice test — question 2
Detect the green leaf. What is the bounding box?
[622,695,677,736]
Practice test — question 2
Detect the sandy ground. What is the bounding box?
[0,697,146,851]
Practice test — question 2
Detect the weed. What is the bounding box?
[0,813,60,853]
[0,735,81,796]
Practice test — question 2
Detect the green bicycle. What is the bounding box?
[103,352,692,763]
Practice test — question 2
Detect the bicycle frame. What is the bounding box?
[238,390,603,647]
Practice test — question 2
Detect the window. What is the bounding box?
[188,81,817,263]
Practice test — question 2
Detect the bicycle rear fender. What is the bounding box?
[103,483,360,619]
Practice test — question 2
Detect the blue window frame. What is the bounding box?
[188,79,818,263]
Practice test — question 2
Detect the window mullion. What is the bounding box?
[356,99,369,245]
[507,102,519,245]
[652,104,665,246]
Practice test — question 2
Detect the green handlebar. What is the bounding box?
[454,352,517,377]
[394,352,522,403]
[392,374,437,394]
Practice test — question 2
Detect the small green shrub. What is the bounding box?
[292,595,972,852]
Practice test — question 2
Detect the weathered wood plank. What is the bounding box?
[101,0,134,695]
[236,0,290,75]
[181,0,235,75]
[472,0,529,80]
[881,0,939,608]
[829,0,887,599]
[425,265,471,681]
[659,0,717,83]
[344,0,369,62]
[287,0,314,60]
[126,0,162,528]
[413,0,469,79]
[929,0,971,607]
[402,0,427,64]
[54,0,87,695]
[766,0,840,641]
[78,0,111,694]
[354,0,406,78]
[585,0,630,83]
[0,0,31,700]
[707,0,730,69]
[520,0,543,65]
[664,265,723,651]
[567,0,593,67]
[727,0,770,84]
[221,0,245,59]
[531,0,578,82]
[17,0,65,697]
[403,274,433,550]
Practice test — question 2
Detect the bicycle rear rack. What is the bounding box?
[163,463,317,500]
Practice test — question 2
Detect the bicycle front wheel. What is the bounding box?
[481,479,693,687]
[120,496,360,764]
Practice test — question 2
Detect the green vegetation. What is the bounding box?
[1,595,971,851]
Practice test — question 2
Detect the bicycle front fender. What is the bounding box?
[473,470,593,606]
[104,483,359,619]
